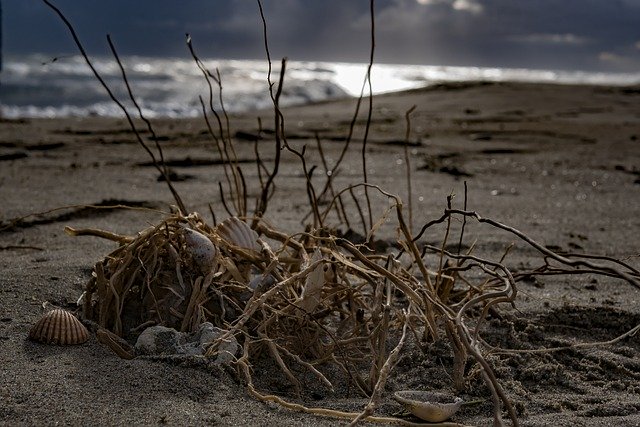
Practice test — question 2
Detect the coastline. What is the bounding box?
[3,53,640,119]
[1,81,639,426]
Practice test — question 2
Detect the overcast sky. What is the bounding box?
[3,0,640,72]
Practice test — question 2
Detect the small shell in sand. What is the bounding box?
[393,390,463,422]
[28,309,89,345]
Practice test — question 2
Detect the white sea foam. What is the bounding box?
[1,54,638,118]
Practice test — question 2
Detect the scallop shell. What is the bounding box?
[29,309,89,345]
[393,390,463,422]
[216,217,261,252]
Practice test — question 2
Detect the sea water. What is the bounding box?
[1,54,638,118]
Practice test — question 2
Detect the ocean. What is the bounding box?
[1,54,639,119]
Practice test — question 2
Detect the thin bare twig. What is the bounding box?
[188,35,243,215]
[403,105,417,234]
[360,0,376,233]
[43,0,187,214]
[254,0,285,221]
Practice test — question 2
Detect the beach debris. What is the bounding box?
[66,197,640,427]
[135,323,238,362]
[469,132,492,141]
[135,325,183,355]
[393,390,463,422]
[96,328,135,359]
[418,153,473,178]
[81,213,218,336]
[69,204,640,427]
[29,308,89,345]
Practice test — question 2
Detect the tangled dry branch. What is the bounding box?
[69,196,638,426]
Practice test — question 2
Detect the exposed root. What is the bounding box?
[72,199,638,426]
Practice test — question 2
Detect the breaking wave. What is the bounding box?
[2,54,638,118]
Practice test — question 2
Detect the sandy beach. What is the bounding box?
[1,81,640,426]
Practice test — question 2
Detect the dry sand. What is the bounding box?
[1,82,639,426]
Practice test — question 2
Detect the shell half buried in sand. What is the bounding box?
[393,390,463,422]
[29,309,89,345]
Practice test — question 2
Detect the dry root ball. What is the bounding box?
[77,210,427,400]
[70,201,639,427]
[80,214,259,337]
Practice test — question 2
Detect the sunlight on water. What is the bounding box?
[1,54,638,118]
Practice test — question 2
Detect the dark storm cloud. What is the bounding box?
[2,0,639,71]
[370,0,640,70]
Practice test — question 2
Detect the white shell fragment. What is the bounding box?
[183,227,218,273]
[393,390,463,422]
[216,217,261,252]
[296,249,325,315]
[29,309,89,345]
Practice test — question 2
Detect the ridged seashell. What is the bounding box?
[29,309,89,345]
[183,228,218,273]
[393,390,463,422]
[216,217,260,252]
